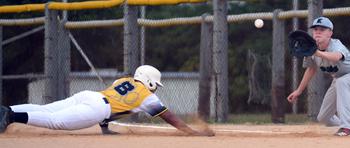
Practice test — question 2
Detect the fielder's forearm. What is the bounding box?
[314,50,343,62]
[297,67,316,93]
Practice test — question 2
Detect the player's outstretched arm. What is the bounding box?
[159,110,214,136]
[287,66,316,103]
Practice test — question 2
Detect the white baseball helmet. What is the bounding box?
[134,65,163,91]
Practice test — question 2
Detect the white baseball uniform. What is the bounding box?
[303,39,350,129]
[10,77,167,130]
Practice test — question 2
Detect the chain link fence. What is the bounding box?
[0,4,205,121]
[1,2,350,123]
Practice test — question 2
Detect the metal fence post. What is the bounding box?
[198,14,213,121]
[140,6,146,65]
[271,9,286,123]
[307,0,329,121]
[44,4,59,104]
[57,18,70,99]
[124,4,140,74]
[124,4,140,122]
[0,26,2,105]
[292,0,299,114]
[213,0,229,122]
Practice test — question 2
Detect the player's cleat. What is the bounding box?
[0,105,11,133]
[334,128,350,136]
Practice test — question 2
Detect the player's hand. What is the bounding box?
[287,90,301,103]
[189,130,215,137]
[201,129,215,137]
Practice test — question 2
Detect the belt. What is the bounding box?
[102,97,109,104]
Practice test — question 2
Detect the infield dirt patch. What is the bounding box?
[0,123,349,148]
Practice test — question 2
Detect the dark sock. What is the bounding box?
[12,112,29,124]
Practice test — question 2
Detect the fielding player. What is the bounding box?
[0,65,213,136]
[287,17,350,136]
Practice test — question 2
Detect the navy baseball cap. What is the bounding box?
[310,17,333,30]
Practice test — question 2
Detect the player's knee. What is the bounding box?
[317,114,336,126]
[317,114,327,123]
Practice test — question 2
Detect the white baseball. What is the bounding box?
[254,19,264,28]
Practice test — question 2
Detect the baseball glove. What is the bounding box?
[288,30,318,57]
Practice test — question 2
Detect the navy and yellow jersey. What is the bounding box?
[100,77,168,119]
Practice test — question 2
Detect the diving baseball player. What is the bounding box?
[0,65,214,136]
[287,17,350,136]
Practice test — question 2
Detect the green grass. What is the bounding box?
[225,113,311,124]
[118,113,312,125]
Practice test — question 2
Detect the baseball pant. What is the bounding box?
[10,90,111,130]
[317,73,350,129]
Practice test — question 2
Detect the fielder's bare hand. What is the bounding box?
[287,89,302,103]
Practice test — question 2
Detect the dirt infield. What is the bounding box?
[0,123,349,148]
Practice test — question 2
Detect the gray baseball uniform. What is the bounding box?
[303,39,350,129]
